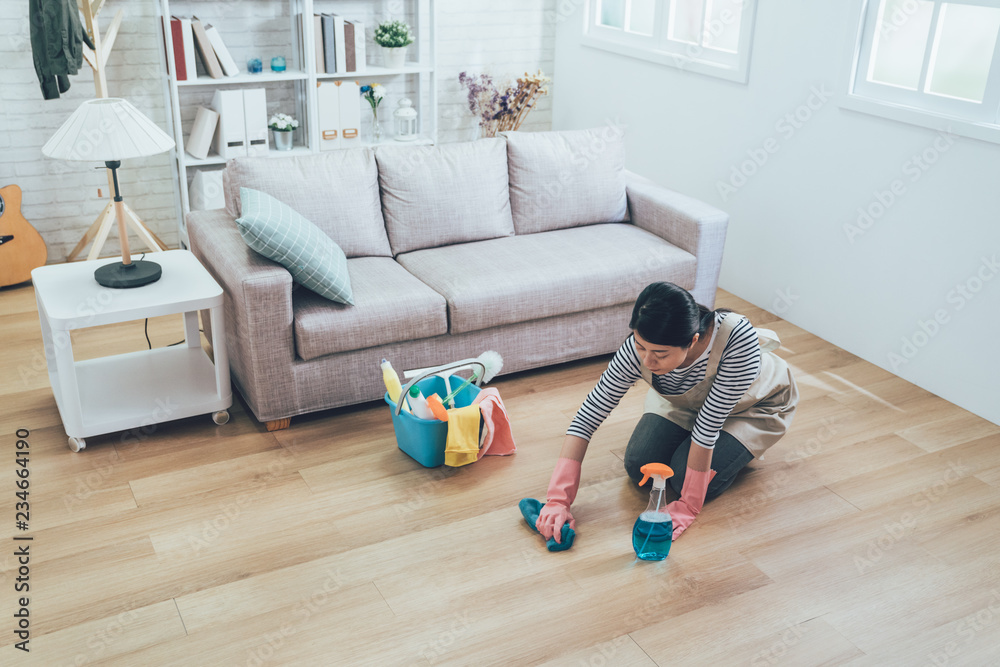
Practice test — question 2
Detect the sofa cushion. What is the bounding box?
[223,149,392,258]
[236,187,354,305]
[293,257,448,360]
[504,127,628,235]
[375,138,515,255]
[395,224,697,334]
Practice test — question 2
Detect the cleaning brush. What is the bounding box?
[445,351,503,407]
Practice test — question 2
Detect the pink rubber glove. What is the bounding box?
[536,458,581,544]
[664,467,717,540]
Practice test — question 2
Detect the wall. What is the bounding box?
[552,1,1000,425]
[0,0,555,262]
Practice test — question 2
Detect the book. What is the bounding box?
[343,21,356,73]
[191,18,223,79]
[186,106,219,159]
[322,14,336,74]
[205,24,240,77]
[212,89,246,159]
[242,88,269,156]
[314,15,325,74]
[189,169,226,211]
[180,17,196,81]
[332,15,347,74]
[169,17,187,81]
[353,21,366,71]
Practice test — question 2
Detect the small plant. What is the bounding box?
[360,84,385,111]
[374,20,414,48]
[268,113,299,132]
[459,69,551,137]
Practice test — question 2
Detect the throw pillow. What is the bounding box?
[503,127,628,235]
[375,138,515,255]
[235,187,354,305]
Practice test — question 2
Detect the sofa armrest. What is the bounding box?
[625,170,728,309]
[186,209,297,423]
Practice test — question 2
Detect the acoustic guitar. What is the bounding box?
[0,184,48,287]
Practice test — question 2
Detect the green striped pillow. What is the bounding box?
[235,187,354,305]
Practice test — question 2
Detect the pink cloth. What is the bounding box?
[473,388,516,458]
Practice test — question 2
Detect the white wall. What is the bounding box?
[0,0,555,262]
[552,1,1000,425]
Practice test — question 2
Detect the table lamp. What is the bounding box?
[42,98,175,288]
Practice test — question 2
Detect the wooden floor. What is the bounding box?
[1,283,999,666]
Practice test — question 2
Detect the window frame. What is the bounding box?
[843,0,1000,143]
[581,0,759,84]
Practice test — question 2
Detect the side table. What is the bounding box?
[31,250,232,452]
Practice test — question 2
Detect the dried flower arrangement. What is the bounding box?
[458,69,551,138]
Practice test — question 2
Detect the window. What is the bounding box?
[582,0,758,83]
[847,0,1000,139]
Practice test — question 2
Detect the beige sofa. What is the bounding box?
[185,128,729,430]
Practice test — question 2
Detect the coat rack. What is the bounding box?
[67,0,168,262]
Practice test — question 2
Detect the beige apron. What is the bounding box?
[640,314,798,459]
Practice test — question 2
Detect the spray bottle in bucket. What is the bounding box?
[633,463,674,561]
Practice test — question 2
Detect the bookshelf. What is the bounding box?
[157,0,438,247]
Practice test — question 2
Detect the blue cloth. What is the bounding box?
[519,498,574,551]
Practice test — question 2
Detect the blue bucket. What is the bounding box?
[385,374,481,468]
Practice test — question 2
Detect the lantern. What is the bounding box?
[393,98,418,141]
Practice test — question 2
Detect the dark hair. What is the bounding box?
[629,282,730,347]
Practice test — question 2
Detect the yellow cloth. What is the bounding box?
[444,404,481,467]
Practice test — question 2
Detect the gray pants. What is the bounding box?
[623,413,754,500]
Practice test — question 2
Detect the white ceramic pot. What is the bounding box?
[383,46,407,70]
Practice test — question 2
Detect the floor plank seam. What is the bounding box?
[824,485,863,512]
[371,581,396,616]
[627,633,658,666]
[172,597,189,635]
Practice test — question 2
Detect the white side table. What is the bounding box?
[31,250,232,452]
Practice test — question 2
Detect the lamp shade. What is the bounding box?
[42,98,175,162]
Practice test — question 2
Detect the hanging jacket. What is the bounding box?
[29,0,85,100]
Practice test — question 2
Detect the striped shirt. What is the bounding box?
[566,312,762,448]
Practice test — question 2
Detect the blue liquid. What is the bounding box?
[632,512,672,561]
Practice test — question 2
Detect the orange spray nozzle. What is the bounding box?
[426,393,449,421]
[639,462,674,486]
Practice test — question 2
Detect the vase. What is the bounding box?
[368,107,383,144]
[383,46,407,70]
[273,129,294,151]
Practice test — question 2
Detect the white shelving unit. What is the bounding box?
[157,0,437,247]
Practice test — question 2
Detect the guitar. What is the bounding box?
[0,185,48,287]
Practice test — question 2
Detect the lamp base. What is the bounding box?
[94,260,162,288]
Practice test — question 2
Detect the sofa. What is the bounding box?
[185,127,729,431]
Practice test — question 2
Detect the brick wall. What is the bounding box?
[0,0,555,263]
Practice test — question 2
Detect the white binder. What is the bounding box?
[186,106,219,160]
[317,81,341,151]
[211,89,246,159]
[339,80,361,148]
[242,88,269,156]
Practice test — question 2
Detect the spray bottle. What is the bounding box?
[633,462,674,561]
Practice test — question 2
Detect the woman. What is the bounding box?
[536,282,798,543]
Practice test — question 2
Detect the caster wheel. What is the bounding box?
[68,436,86,452]
[212,410,230,425]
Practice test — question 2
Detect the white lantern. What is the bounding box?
[393,98,418,141]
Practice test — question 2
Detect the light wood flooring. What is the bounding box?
[1,283,999,666]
